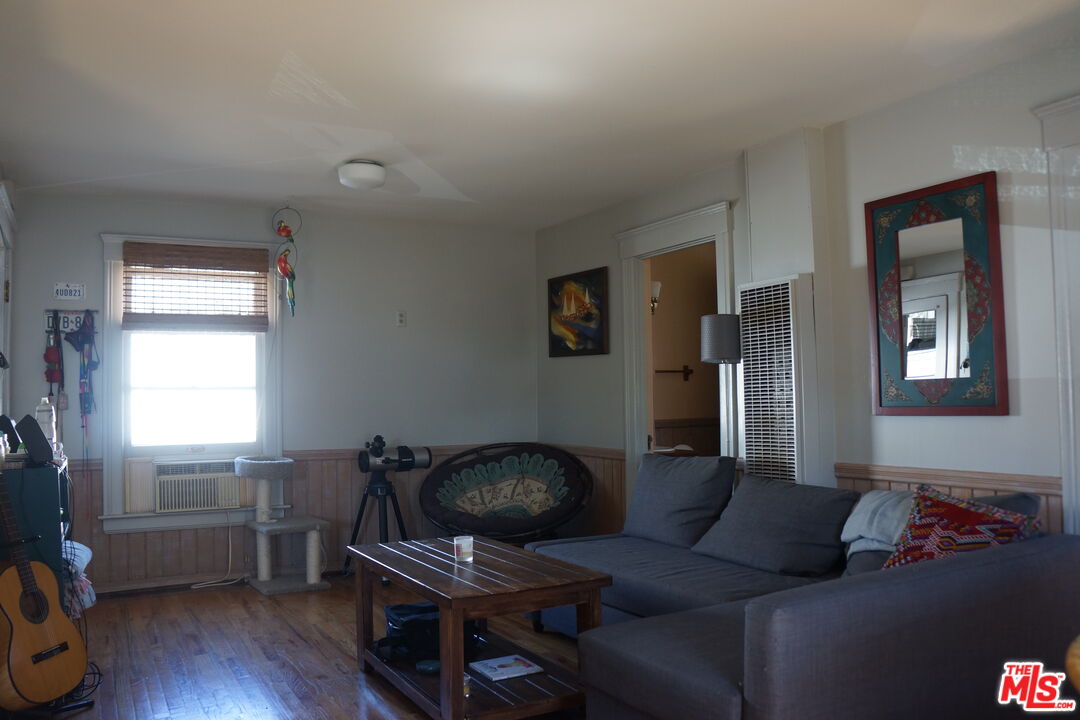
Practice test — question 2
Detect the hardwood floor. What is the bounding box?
[59,576,582,720]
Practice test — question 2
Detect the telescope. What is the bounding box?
[357,434,432,473]
[343,435,432,573]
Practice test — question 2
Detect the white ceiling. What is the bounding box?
[2,1,1079,231]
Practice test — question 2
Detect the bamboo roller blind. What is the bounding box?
[122,242,270,331]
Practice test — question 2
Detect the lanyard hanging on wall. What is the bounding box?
[63,310,99,435]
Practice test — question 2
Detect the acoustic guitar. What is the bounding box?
[0,468,87,710]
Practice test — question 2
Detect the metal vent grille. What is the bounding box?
[154,461,239,512]
[739,281,797,482]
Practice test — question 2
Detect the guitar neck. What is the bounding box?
[0,471,38,593]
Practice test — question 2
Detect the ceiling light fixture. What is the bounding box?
[338,160,387,190]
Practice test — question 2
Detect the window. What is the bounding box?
[120,242,268,455]
[127,332,257,448]
[101,236,280,532]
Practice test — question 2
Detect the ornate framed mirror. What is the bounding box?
[864,171,1007,415]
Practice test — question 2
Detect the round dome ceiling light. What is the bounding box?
[338,160,387,190]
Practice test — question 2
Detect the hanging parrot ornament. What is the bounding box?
[275,219,297,316]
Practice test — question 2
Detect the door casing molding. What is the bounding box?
[616,202,734,493]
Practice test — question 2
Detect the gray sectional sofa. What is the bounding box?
[526,454,1080,720]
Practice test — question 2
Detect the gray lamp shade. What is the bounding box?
[701,314,741,364]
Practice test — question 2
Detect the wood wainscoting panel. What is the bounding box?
[68,459,259,593]
[653,418,721,456]
[280,444,628,572]
[835,462,1064,534]
[74,444,627,593]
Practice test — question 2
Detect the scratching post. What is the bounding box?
[255,477,272,523]
[235,456,330,595]
[306,529,321,586]
[256,534,272,582]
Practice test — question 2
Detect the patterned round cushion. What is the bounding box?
[420,443,593,541]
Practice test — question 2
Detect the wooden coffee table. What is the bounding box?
[349,537,611,720]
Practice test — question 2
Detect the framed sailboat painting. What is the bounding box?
[548,266,609,357]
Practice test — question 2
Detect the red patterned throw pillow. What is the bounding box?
[883,485,1040,569]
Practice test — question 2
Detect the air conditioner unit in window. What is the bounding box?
[154,460,240,513]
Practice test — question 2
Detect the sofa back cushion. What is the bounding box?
[692,475,860,575]
[622,454,737,547]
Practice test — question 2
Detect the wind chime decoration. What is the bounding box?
[272,206,301,317]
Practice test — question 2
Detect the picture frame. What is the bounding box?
[864,171,1007,415]
[548,266,609,357]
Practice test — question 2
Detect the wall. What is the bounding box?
[746,130,818,282]
[825,38,1080,478]
[9,192,549,589]
[649,242,717,421]
[10,193,539,457]
[745,128,836,486]
[535,161,749,450]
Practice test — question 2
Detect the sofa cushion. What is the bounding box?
[692,475,860,576]
[842,550,893,576]
[531,534,820,617]
[883,485,1040,569]
[977,491,1042,518]
[580,600,748,720]
[622,454,736,547]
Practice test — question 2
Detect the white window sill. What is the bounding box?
[100,504,290,534]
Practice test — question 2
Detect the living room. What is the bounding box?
[1,2,1079,718]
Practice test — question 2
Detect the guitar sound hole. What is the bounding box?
[19,589,49,624]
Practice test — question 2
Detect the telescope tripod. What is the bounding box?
[342,469,408,573]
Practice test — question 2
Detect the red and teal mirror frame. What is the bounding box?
[864,171,1008,415]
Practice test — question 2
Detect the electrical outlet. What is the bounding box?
[395,311,407,327]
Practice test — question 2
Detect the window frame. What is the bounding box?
[101,234,282,534]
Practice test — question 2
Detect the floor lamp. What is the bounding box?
[701,314,741,365]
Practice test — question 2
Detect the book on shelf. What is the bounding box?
[468,654,543,681]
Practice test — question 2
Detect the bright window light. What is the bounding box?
[128,332,257,447]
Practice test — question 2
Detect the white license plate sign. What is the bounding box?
[53,282,85,300]
[45,310,89,332]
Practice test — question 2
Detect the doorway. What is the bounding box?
[644,243,720,455]
[617,201,734,491]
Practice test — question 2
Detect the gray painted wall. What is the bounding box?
[825,38,1080,478]
[535,162,750,449]
[10,193,538,457]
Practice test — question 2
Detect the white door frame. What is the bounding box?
[0,183,13,416]
[616,202,734,491]
[1035,95,1080,534]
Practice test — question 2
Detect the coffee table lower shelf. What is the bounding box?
[363,631,583,720]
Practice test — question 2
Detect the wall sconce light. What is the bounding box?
[650,281,662,315]
[701,314,741,364]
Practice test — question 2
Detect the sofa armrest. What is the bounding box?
[742,535,1080,720]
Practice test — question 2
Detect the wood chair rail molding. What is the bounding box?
[835,462,1064,534]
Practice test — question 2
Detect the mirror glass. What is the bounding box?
[897,218,969,380]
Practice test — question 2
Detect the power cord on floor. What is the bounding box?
[191,511,247,589]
